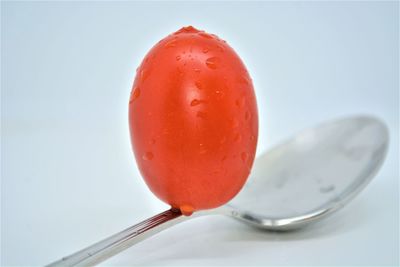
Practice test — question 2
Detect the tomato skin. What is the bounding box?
[129,26,258,215]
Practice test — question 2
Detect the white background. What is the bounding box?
[1,1,399,266]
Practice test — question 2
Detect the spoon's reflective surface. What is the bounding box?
[48,116,388,267]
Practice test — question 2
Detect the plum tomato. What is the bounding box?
[129,26,258,215]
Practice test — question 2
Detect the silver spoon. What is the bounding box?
[47,115,388,266]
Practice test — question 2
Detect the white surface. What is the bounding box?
[1,1,399,266]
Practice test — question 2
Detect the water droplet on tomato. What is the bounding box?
[245,111,251,121]
[180,204,194,216]
[233,133,242,142]
[198,32,213,39]
[195,81,203,90]
[196,111,207,118]
[190,99,206,106]
[215,90,224,99]
[193,68,201,72]
[206,57,219,69]
[191,99,200,106]
[241,152,248,162]
[140,69,150,81]
[202,48,209,53]
[235,97,245,108]
[199,143,207,154]
[164,39,177,48]
[142,152,154,161]
[176,55,181,61]
[237,75,249,84]
[129,87,140,103]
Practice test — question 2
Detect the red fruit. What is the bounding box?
[129,26,258,215]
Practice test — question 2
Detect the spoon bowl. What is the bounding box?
[47,115,388,266]
[225,115,388,230]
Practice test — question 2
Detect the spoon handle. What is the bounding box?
[46,209,187,266]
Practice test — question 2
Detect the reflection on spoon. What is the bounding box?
[47,115,389,267]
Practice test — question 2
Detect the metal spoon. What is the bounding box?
[47,115,389,266]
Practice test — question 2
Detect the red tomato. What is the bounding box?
[129,26,258,215]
